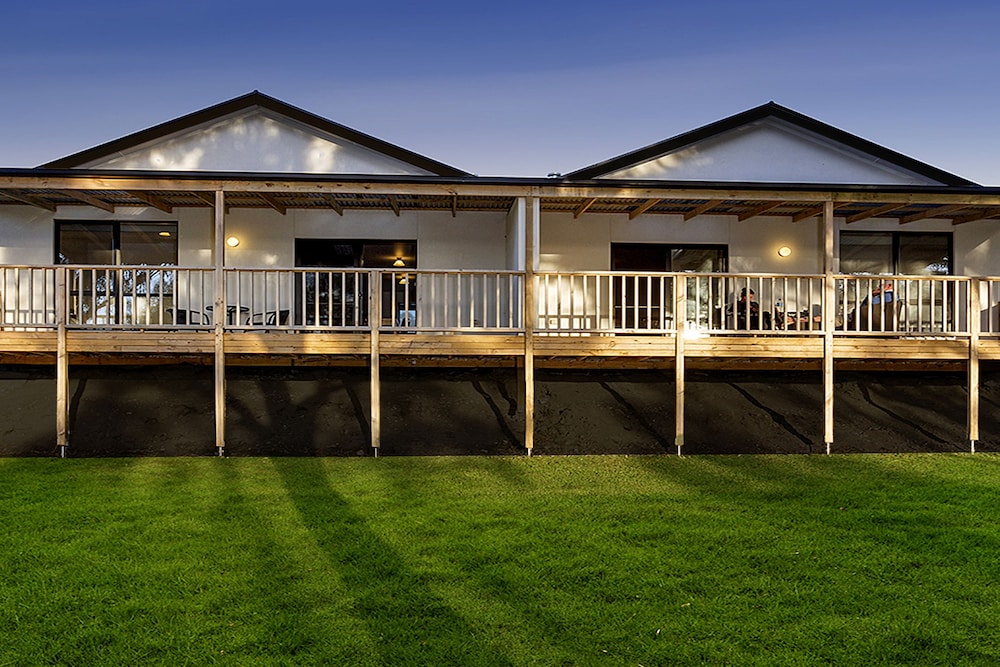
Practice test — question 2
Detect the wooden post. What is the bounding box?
[370,269,381,456]
[523,196,538,455]
[214,190,226,457]
[674,275,686,455]
[823,200,835,455]
[55,267,69,457]
[969,278,981,452]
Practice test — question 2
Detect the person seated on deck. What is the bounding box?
[727,287,771,330]
[846,280,899,332]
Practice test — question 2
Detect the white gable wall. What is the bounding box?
[79,109,435,175]
[602,119,943,185]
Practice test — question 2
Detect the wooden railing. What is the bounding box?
[0,266,989,338]
[380,270,522,332]
[534,272,826,334]
[0,266,57,328]
[836,275,970,335]
[225,268,369,330]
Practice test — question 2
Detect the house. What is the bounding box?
[2,91,998,456]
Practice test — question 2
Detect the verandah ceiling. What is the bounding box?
[1,183,999,224]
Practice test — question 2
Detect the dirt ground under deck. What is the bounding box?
[0,365,997,457]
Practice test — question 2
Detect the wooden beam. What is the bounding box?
[674,277,686,455]
[0,190,57,211]
[524,196,538,455]
[451,193,458,218]
[387,194,401,217]
[737,200,784,221]
[191,191,217,206]
[792,203,826,222]
[949,209,995,225]
[573,197,597,218]
[899,204,968,225]
[55,268,69,457]
[58,190,115,213]
[683,199,723,221]
[321,193,344,215]
[258,192,287,215]
[127,190,172,213]
[969,277,981,452]
[845,203,902,224]
[628,198,661,220]
[214,191,226,457]
[823,201,835,455]
[370,269,381,455]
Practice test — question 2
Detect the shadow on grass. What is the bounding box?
[270,458,515,665]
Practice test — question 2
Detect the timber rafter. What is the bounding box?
[2,174,1000,223]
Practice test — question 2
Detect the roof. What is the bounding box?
[564,102,979,187]
[39,91,472,178]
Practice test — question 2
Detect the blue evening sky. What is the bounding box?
[2,0,999,183]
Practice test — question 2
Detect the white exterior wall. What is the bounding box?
[602,119,942,186]
[540,212,824,274]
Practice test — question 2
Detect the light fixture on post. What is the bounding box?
[777,246,792,258]
[226,236,240,248]
[393,257,405,267]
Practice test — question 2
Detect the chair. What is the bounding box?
[250,309,290,327]
[847,298,902,332]
[166,308,199,326]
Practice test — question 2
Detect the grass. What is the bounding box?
[2,455,1000,666]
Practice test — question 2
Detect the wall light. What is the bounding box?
[777,246,792,258]
[393,257,405,267]
[226,236,240,248]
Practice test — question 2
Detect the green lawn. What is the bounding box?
[2,454,999,666]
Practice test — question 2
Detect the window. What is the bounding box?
[55,221,178,325]
[840,232,951,276]
[610,243,727,329]
[294,239,416,326]
[611,243,727,273]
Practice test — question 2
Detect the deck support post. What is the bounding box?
[213,190,226,457]
[969,278,981,453]
[523,196,539,455]
[55,267,69,458]
[823,200,835,455]
[370,269,381,456]
[674,275,686,455]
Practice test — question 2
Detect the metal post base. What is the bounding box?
[971,440,977,454]
[59,445,67,459]
[373,447,379,458]
[217,446,225,457]
[526,448,533,457]
[825,442,832,455]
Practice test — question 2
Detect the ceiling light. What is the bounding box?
[158,231,172,237]
[393,257,405,267]
[226,236,240,247]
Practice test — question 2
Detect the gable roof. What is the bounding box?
[564,102,978,187]
[40,91,471,177]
